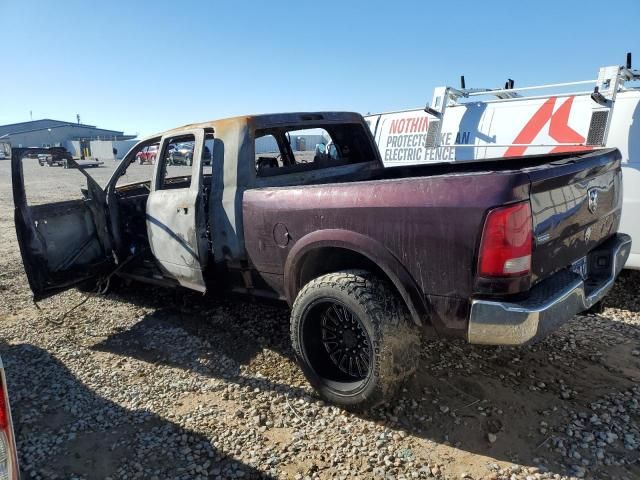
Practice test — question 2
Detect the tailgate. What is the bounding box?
[528,148,622,284]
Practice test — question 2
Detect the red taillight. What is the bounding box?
[478,202,533,277]
[0,366,19,480]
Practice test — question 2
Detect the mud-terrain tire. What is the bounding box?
[291,270,419,410]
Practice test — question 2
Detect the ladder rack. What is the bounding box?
[422,54,640,151]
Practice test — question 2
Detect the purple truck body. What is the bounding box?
[244,147,624,339]
[12,111,631,407]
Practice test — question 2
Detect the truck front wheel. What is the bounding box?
[290,270,419,410]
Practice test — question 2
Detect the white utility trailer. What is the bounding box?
[365,54,640,269]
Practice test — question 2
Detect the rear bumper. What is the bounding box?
[467,233,632,346]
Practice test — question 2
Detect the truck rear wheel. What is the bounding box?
[290,270,419,410]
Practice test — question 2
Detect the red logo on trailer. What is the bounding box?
[505,96,593,157]
[388,116,429,134]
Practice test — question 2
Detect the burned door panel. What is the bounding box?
[145,130,207,292]
[146,189,205,291]
[31,201,104,272]
[11,149,113,300]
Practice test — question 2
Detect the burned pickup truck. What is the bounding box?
[12,112,631,409]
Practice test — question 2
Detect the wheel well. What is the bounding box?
[297,247,408,312]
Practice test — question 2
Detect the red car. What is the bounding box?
[135,144,158,164]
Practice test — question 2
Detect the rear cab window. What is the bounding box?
[254,123,374,177]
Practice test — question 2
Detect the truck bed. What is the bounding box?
[371,149,622,286]
[244,148,622,304]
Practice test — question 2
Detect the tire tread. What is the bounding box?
[291,270,419,410]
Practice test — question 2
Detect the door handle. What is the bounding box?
[177,207,189,214]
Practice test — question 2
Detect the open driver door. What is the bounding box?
[11,148,114,301]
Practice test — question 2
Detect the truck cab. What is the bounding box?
[12,112,380,300]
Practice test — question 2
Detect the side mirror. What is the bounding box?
[315,143,327,154]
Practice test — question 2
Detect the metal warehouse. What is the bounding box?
[0,118,137,160]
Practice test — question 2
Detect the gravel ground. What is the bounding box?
[0,158,638,480]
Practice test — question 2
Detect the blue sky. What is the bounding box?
[2,0,639,137]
